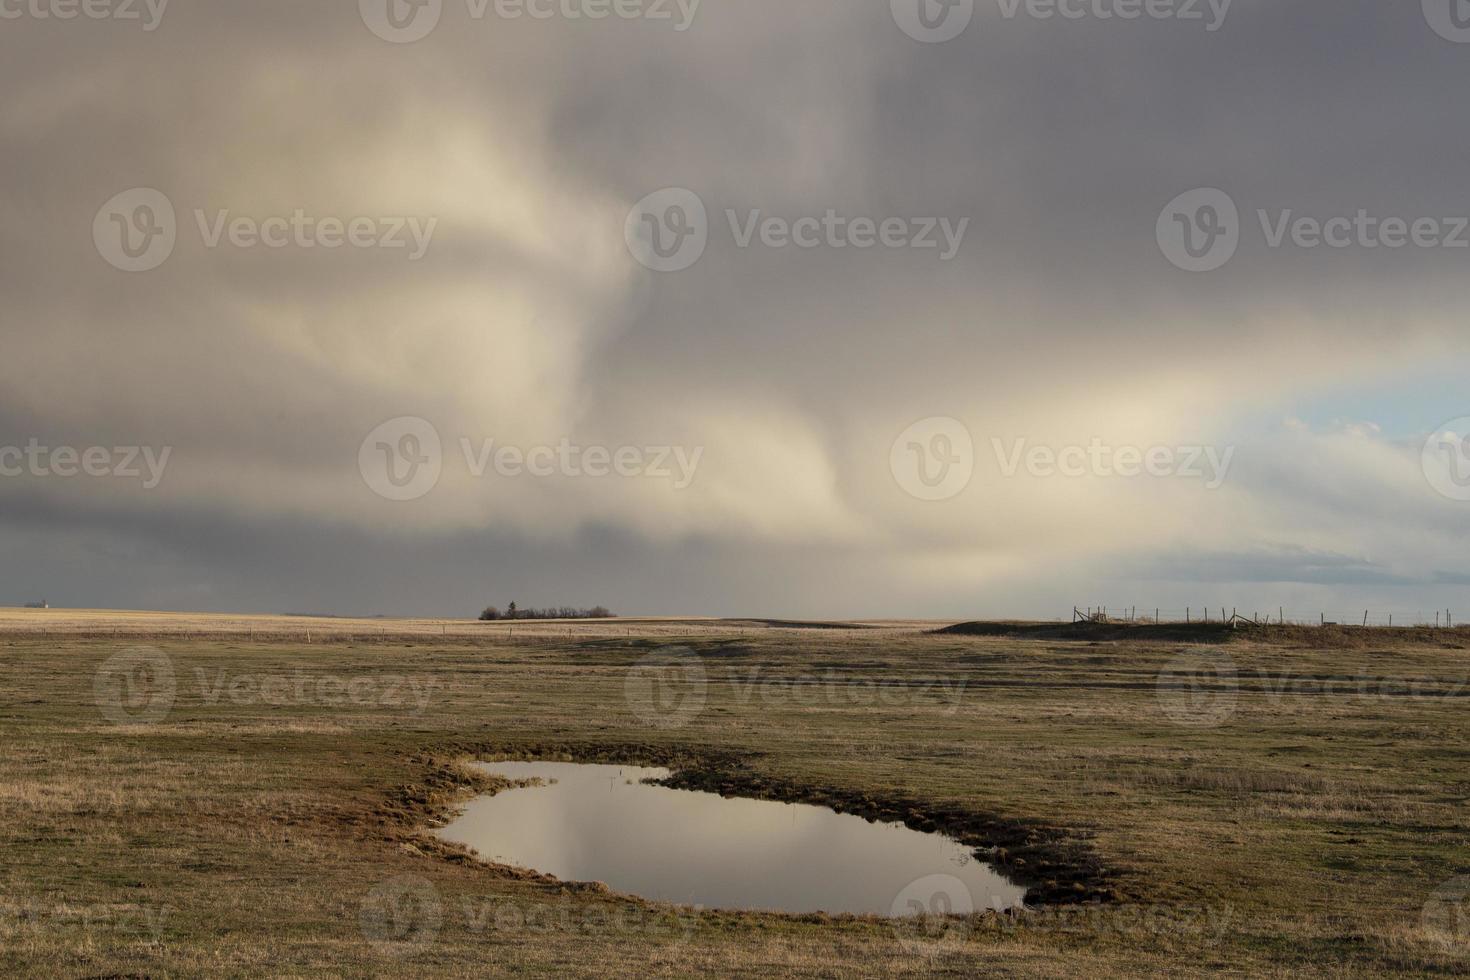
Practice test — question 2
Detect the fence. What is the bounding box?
[1073,606,1456,628]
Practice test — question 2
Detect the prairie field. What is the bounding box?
[1,610,1467,977]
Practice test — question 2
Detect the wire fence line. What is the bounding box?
[1074,606,1458,628]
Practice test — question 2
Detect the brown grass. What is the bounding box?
[0,615,1466,976]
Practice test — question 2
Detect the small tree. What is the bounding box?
[507,602,518,619]
[479,606,501,622]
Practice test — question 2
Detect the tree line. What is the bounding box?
[479,602,615,622]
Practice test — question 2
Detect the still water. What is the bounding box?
[436,761,1027,916]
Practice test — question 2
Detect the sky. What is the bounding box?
[1,0,1468,621]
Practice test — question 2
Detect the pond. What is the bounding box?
[435,761,1027,916]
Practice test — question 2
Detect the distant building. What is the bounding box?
[24,600,48,609]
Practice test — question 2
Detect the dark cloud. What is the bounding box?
[1,0,1466,616]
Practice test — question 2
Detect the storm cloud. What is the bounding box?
[1,0,1467,618]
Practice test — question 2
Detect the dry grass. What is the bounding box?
[0,617,1466,976]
